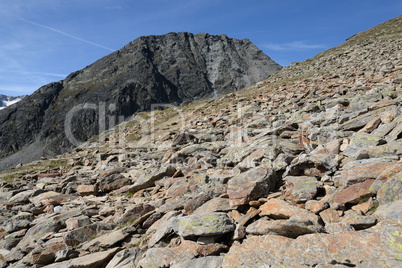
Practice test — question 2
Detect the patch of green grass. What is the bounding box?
[0,159,69,183]
[368,202,380,214]
[127,133,142,142]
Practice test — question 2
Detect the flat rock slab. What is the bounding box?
[105,248,144,268]
[129,165,177,192]
[246,217,321,238]
[259,198,320,225]
[194,197,234,214]
[63,222,114,247]
[228,167,275,206]
[171,256,223,268]
[283,176,319,204]
[223,220,402,267]
[139,240,200,268]
[81,229,129,251]
[45,247,121,268]
[377,170,402,205]
[16,210,82,251]
[172,212,235,238]
[339,158,398,186]
[374,199,402,221]
[332,179,375,205]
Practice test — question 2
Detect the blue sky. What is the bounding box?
[0,0,401,96]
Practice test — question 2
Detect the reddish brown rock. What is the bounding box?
[319,208,341,225]
[31,238,68,265]
[228,167,276,206]
[332,179,375,205]
[339,159,397,186]
[352,198,374,214]
[259,198,319,224]
[65,215,91,231]
[305,199,329,214]
[223,220,402,267]
[77,184,99,196]
[246,217,321,238]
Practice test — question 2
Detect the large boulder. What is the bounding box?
[223,220,402,267]
[227,167,276,206]
[172,213,235,238]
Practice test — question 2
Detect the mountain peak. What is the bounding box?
[0,32,281,170]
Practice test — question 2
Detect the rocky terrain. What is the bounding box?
[0,95,25,110]
[0,32,281,171]
[0,16,402,267]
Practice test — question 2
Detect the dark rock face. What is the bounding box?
[0,32,281,170]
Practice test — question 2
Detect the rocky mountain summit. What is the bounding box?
[0,95,25,110]
[1,16,402,267]
[0,32,281,171]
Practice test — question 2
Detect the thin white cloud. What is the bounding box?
[104,5,124,10]
[19,18,116,52]
[17,71,67,78]
[262,41,327,51]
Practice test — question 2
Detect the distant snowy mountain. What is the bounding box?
[0,94,26,110]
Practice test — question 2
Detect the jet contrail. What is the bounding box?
[19,18,116,52]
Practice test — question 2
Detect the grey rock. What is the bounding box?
[283,176,319,204]
[341,211,377,230]
[373,199,402,220]
[148,211,181,247]
[339,158,398,187]
[7,190,36,206]
[54,249,79,262]
[325,222,355,233]
[117,203,155,225]
[129,165,177,192]
[4,212,34,233]
[97,169,131,193]
[172,212,235,237]
[366,140,402,158]
[63,222,114,247]
[81,229,129,252]
[105,248,144,268]
[45,247,121,268]
[341,111,378,131]
[376,168,402,205]
[227,167,276,206]
[16,213,69,252]
[138,240,200,268]
[193,197,234,214]
[246,216,322,238]
[0,191,13,205]
[171,256,223,268]
[342,132,384,158]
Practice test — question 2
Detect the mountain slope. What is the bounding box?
[0,32,281,171]
[0,15,402,268]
